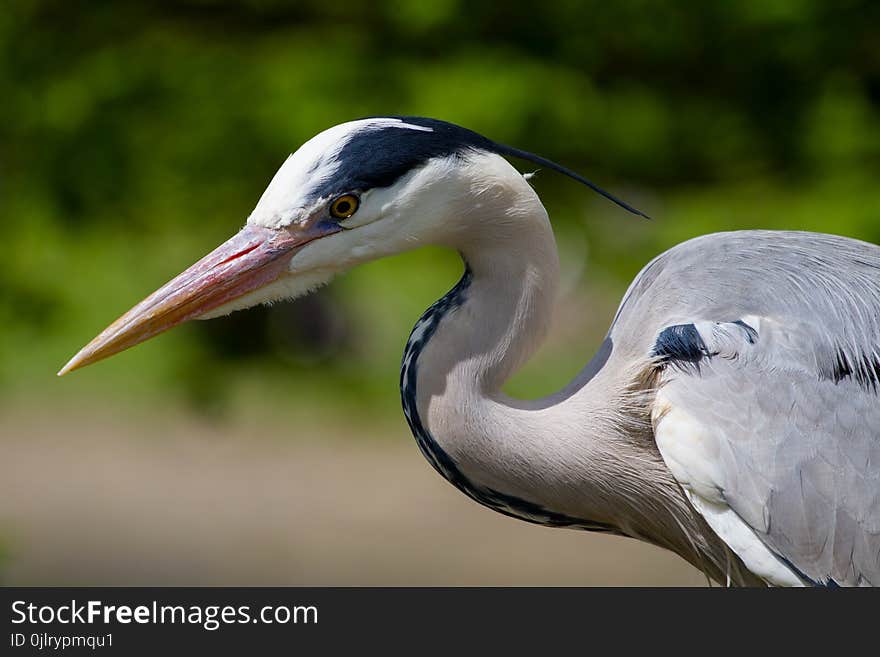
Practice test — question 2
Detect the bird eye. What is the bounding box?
[329,194,359,219]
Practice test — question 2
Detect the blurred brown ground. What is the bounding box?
[0,405,705,586]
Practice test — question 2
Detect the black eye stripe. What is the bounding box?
[304,118,495,205]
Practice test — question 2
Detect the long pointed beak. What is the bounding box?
[58,220,339,376]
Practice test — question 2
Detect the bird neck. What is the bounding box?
[449,213,562,391]
[400,175,628,528]
[400,192,621,529]
[399,172,745,581]
[408,156,564,396]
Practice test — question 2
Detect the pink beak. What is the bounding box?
[58,219,340,376]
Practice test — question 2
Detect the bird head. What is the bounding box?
[59,116,645,375]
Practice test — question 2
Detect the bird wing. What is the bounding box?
[649,315,880,586]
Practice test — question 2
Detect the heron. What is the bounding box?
[59,117,880,587]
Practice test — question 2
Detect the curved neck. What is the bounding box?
[400,172,625,528]
[445,212,561,392]
[400,194,619,531]
[398,165,753,583]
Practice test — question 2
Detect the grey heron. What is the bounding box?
[59,117,880,587]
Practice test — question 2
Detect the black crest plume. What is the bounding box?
[387,116,650,219]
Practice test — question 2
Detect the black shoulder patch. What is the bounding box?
[829,345,880,392]
[731,319,758,344]
[652,319,762,370]
[652,323,709,366]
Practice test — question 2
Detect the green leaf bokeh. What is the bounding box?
[2,0,879,421]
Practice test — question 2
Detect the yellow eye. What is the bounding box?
[329,194,359,219]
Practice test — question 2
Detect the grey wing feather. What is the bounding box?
[660,357,880,585]
[610,230,880,586]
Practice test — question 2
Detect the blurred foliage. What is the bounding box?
[1,0,879,422]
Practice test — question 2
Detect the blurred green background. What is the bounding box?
[4,0,880,415]
[1,0,879,585]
